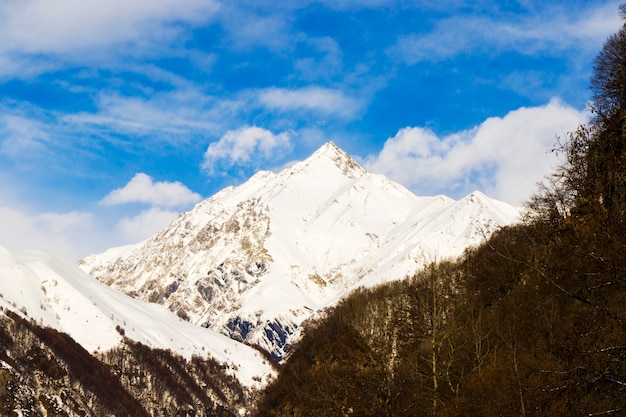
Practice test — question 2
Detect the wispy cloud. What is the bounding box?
[0,85,245,171]
[0,102,98,175]
[363,99,586,205]
[0,112,50,157]
[217,3,293,51]
[203,126,291,175]
[101,173,201,209]
[65,90,226,140]
[389,3,621,64]
[259,86,362,118]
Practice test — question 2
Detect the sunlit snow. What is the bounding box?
[0,247,274,387]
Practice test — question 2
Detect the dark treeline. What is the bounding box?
[255,6,626,417]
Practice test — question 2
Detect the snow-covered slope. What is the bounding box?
[80,142,520,360]
[0,246,274,387]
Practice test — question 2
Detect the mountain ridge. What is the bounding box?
[0,247,274,388]
[79,142,521,360]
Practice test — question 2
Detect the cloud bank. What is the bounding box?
[0,206,94,260]
[364,99,586,205]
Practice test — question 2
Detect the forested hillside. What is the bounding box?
[0,309,258,416]
[255,6,626,417]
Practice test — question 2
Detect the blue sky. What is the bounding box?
[0,0,621,260]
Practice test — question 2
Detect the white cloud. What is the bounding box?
[101,173,201,209]
[0,0,220,78]
[115,208,180,243]
[0,0,219,55]
[0,173,190,260]
[203,126,291,174]
[0,206,97,261]
[364,99,587,205]
[390,3,622,64]
[259,87,361,118]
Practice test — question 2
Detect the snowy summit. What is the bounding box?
[80,142,520,360]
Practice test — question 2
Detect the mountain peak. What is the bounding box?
[307,141,366,179]
[461,190,489,204]
[80,142,521,362]
[313,140,342,156]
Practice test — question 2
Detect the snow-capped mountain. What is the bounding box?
[80,142,520,360]
[0,246,274,388]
